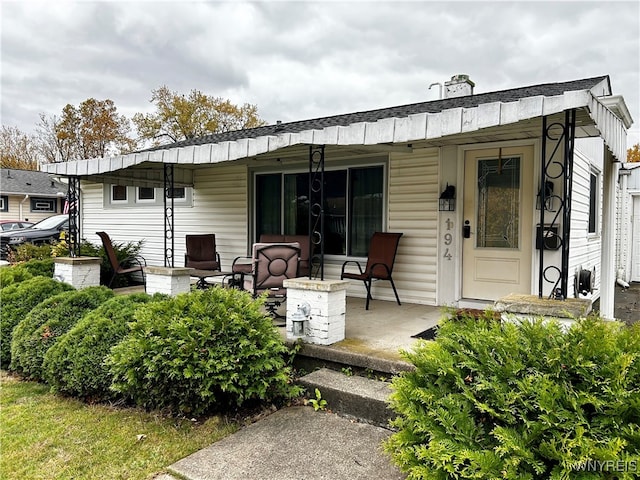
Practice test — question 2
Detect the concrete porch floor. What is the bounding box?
[337,296,443,359]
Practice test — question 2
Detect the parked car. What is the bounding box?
[0,220,34,231]
[0,214,68,259]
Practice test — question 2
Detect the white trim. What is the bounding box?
[42,87,629,179]
[136,186,156,203]
[588,165,601,236]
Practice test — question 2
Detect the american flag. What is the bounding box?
[63,194,77,214]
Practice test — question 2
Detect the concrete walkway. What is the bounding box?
[156,407,404,480]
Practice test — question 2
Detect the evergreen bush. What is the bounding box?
[0,276,74,368]
[10,286,114,380]
[21,258,55,277]
[43,293,159,401]
[385,313,640,480]
[0,265,33,288]
[108,287,302,415]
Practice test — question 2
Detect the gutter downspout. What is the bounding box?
[19,194,29,221]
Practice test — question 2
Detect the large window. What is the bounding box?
[255,165,384,256]
[0,195,7,212]
[588,168,599,234]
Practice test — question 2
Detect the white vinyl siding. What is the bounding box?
[568,138,603,298]
[81,164,248,269]
[323,149,439,305]
[387,149,439,305]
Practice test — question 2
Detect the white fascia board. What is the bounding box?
[338,122,366,145]
[364,118,396,144]
[42,86,622,177]
[476,102,501,129]
[177,147,195,164]
[440,108,463,136]
[587,93,627,161]
[194,144,213,163]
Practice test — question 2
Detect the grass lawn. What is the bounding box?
[0,371,238,480]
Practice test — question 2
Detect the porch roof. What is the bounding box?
[42,75,631,186]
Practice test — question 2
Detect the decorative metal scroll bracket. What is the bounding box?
[66,176,81,258]
[538,109,576,299]
[309,145,325,280]
[164,164,175,267]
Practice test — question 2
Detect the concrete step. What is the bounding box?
[297,367,396,428]
[291,341,414,378]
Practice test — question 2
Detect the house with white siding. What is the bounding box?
[617,162,640,284]
[0,168,67,223]
[43,75,633,319]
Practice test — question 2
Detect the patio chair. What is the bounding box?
[185,234,221,271]
[244,242,300,318]
[259,234,312,277]
[230,234,311,287]
[96,231,146,289]
[340,232,403,310]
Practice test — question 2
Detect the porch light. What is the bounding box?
[291,302,311,337]
[439,184,456,211]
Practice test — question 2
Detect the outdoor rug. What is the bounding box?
[411,325,439,340]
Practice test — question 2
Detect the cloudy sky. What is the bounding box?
[2,0,639,148]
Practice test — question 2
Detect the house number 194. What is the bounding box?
[443,218,454,260]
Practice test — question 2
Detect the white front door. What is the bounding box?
[462,146,534,300]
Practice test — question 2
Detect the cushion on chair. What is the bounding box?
[260,234,311,276]
[185,234,220,270]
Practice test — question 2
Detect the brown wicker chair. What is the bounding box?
[96,231,146,289]
[185,234,221,271]
[340,232,403,310]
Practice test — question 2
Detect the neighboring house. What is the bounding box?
[617,162,640,283]
[0,168,67,223]
[43,74,633,319]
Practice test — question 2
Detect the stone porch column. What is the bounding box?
[283,278,350,345]
[53,257,101,289]
[145,266,191,296]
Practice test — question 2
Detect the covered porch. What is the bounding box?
[45,75,632,319]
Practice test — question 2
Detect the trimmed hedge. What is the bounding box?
[10,286,114,380]
[0,265,33,288]
[0,276,74,368]
[108,287,302,415]
[385,313,640,479]
[20,258,55,278]
[43,293,159,401]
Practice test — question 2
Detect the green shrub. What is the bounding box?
[43,293,159,401]
[0,276,75,368]
[21,258,55,277]
[8,242,53,262]
[108,287,302,415]
[97,238,145,287]
[10,286,114,380]
[0,265,33,288]
[385,313,640,479]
